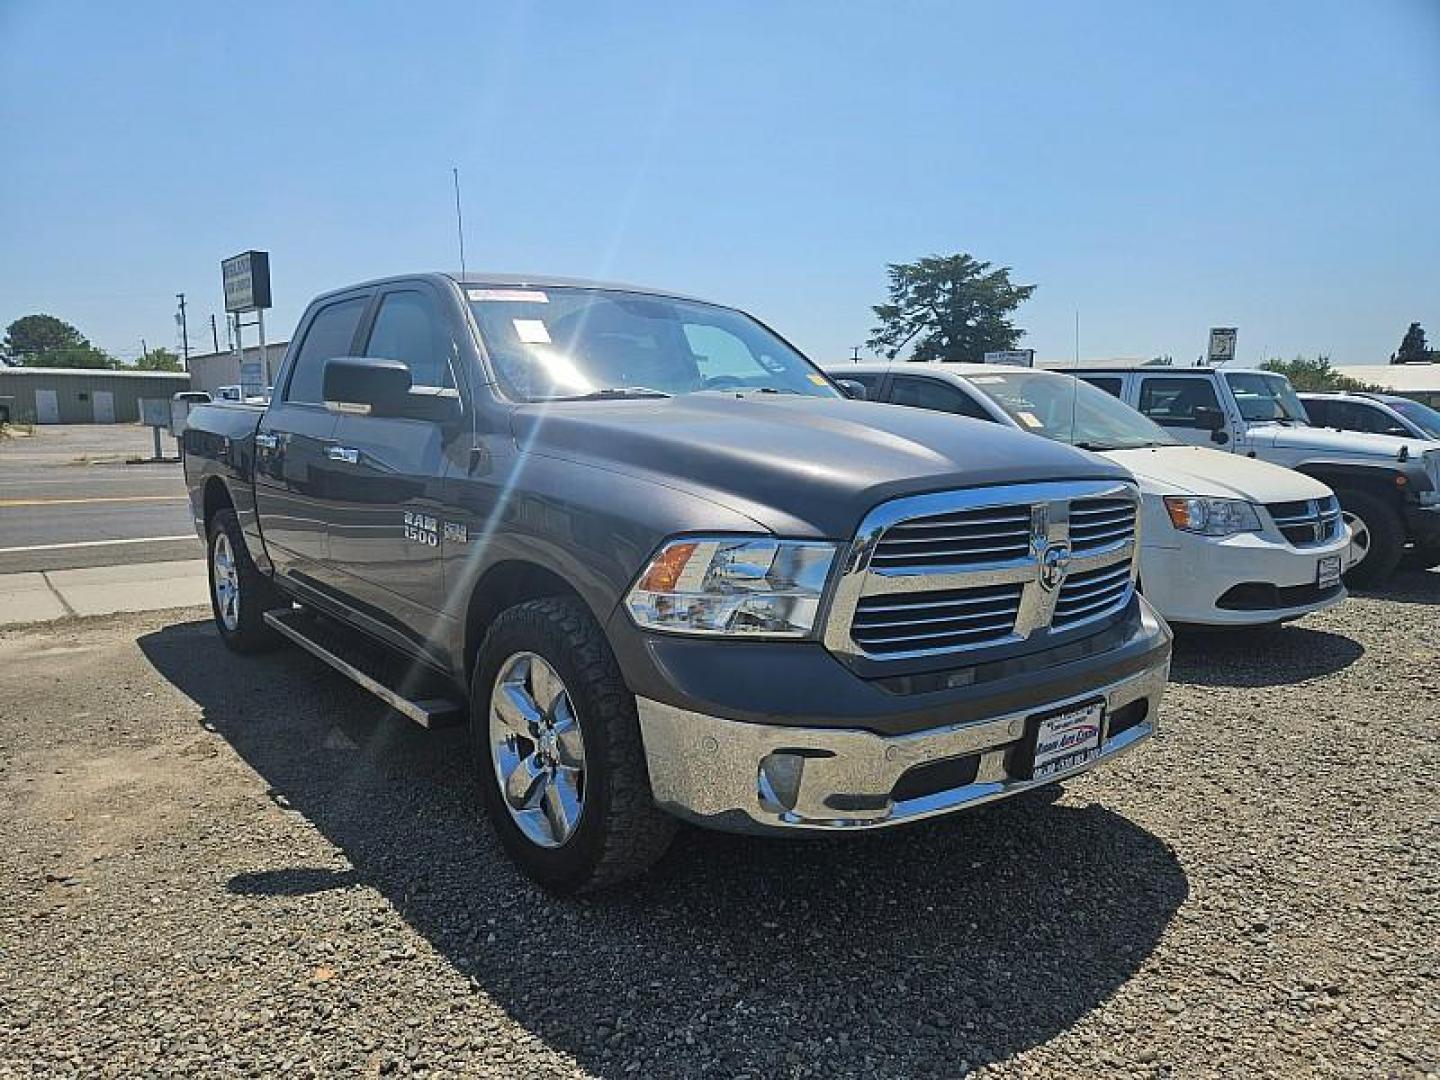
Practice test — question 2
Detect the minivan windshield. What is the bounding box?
[964,369,1178,451]
[1225,372,1308,422]
[1390,399,1440,440]
[466,286,840,402]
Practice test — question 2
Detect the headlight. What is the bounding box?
[625,537,837,637]
[1163,496,1262,536]
[1422,450,1440,506]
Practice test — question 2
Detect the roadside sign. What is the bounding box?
[982,349,1035,367]
[139,398,170,427]
[222,251,272,313]
[1207,327,1237,365]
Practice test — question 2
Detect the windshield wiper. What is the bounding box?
[546,386,673,401]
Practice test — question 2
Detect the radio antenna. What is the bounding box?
[1069,307,1081,445]
[452,166,467,277]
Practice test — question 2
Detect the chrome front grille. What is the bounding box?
[1267,496,1342,548]
[824,480,1140,663]
[868,507,1032,569]
[1069,498,1137,553]
[850,582,1023,654]
[1054,563,1133,627]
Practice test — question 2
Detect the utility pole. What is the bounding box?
[210,314,220,353]
[175,293,191,370]
[851,345,860,361]
[141,338,148,363]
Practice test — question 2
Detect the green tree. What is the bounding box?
[867,253,1037,363]
[134,347,182,371]
[2,314,115,368]
[1260,354,1382,392]
[1394,322,1429,364]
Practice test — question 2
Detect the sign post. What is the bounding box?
[1207,327,1237,366]
[222,251,273,397]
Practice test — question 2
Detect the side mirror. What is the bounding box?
[834,378,868,401]
[1192,405,1226,432]
[323,357,461,425]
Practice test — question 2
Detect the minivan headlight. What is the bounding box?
[625,537,837,637]
[1163,496,1262,537]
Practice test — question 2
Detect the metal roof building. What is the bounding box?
[0,366,192,424]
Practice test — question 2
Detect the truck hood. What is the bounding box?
[1102,445,1333,502]
[1250,421,1436,460]
[510,393,1130,538]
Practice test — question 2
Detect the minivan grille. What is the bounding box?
[1267,496,1342,548]
[850,583,1023,654]
[868,506,1032,569]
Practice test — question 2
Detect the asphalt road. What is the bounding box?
[0,425,199,573]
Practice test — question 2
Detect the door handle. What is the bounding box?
[255,431,279,449]
[326,446,360,464]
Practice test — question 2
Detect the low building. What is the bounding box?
[1333,364,1440,409]
[0,366,192,424]
[187,342,290,396]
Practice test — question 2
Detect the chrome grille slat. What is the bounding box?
[825,480,1141,662]
[1267,496,1343,548]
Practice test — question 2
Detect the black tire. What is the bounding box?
[470,596,677,894]
[1336,488,1405,588]
[206,508,284,653]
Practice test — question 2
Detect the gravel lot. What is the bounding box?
[1,572,1437,1078]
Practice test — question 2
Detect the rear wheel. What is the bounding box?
[470,597,677,893]
[207,508,284,653]
[1337,489,1404,587]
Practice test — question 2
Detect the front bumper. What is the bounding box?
[1138,528,1350,626]
[636,649,1169,835]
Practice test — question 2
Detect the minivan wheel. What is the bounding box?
[1337,489,1404,588]
[207,508,283,653]
[470,597,677,894]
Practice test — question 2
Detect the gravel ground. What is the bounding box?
[1,571,1437,1078]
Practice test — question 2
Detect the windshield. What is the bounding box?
[964,369,1177,451]
[1226,372,1308,422]
[1390,400,1440,440]
[466,286,840,402]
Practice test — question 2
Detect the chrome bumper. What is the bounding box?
[636,661,1167,834]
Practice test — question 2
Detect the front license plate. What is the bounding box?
[1317,554,1342,588]
[1030,701,1105,781]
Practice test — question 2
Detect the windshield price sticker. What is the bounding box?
[513,319,552,344]
[468,289,549,304]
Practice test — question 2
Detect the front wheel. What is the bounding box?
[207,508,284,653]
[1337,489,1404,588]
[470,597,677,893]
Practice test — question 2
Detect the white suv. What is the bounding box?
[828,362,1350,627]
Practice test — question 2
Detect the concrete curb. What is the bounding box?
[0,559,208,626]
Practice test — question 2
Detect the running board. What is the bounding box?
[263,608,466,729]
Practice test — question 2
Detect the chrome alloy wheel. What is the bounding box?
[488,652,587,848]
[212,531,240,631]
[1343,510,1371,568]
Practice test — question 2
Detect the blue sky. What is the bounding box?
[2,1,1437,366]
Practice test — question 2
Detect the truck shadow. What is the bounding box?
[138,619,1187,1077]
[1168,625,1363,688]
[1350,564,1439,607]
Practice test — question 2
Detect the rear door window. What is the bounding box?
[284,297,369,404]
[1136,377,1221,427]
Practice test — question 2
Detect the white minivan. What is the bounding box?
[829,362,1351,627]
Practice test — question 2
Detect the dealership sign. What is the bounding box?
[1207,327,1237,365]
[982,349,1035,367]
[222,251,272,313]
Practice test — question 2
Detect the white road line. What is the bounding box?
[0,535,195,554]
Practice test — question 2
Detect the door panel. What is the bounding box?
[34,389,58,423]
[92,391,115,424]
[325,414,453,647]
[252,406,341,575]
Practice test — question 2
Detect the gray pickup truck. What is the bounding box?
[182,273,1172,892]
